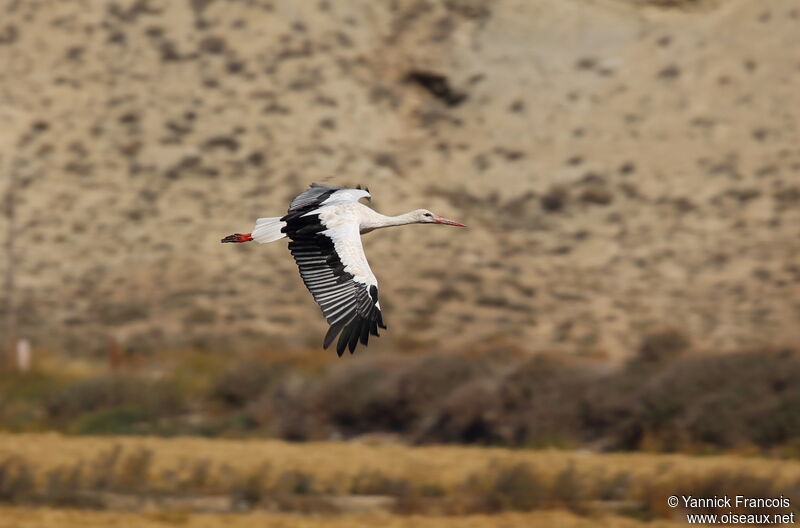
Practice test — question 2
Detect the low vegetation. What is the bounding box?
[0,433,797,520]
[0,339,797,522]
[1,334,798,455]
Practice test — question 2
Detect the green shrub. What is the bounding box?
[70,406,148,435]
[44,375,184,435]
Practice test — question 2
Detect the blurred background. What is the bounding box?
[1,0,799,526]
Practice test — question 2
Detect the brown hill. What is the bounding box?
[1,0,798,358]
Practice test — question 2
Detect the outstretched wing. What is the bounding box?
[281,203,385,356]
[288,183,370,213]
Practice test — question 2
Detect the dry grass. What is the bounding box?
[2,432,799,493]
[0,507,687,528]
[0,433,797,522]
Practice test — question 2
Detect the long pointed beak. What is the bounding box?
[434,216,467,227]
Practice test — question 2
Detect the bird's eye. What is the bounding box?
[424,213,433,217]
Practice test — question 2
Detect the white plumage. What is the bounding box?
[222,183,465,356]
[251,217,286,243]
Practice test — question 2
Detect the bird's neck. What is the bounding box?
[383,211,419,227]
[361,210,418,231]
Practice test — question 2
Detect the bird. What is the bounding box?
[221,183,466,356]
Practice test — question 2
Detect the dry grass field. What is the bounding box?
[0,433,797,525]
[3,433,799,492]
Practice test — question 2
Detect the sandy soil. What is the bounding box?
[1,0,798,357]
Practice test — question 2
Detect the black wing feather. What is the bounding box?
[288,183,343,213]
[324,320,345,350]
[348,321,362,353]
[283,208,386,356]
[359,320,371,346]
[337,319,356,357]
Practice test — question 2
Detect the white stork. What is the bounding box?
[222,183,466,356]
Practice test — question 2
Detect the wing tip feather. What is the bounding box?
[323,322,342,350]
[326,311,386,357]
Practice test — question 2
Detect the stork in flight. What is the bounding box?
[221,183,466,356]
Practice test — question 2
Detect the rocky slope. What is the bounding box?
[1,0,798,357]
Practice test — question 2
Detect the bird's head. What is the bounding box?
[413,209,467,227]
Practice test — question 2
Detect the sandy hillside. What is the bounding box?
[1,0,798,357]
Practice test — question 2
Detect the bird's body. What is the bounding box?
[222,184,465,356]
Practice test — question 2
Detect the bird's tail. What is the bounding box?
[251,216,287,243]
[221,217,287,244]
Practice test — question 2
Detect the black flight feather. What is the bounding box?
[282,189,388,356]
[359,319,371,346]
[337,322,356,357]
[324,319,346,350]
[348,320,362,353]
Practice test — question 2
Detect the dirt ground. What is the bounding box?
[1,0,798,357]
[0,508,689,528]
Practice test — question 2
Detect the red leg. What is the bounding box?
[221,233,253,243]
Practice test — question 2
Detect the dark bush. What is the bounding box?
[209,360,290,409]
[494,354,596,446]
[381,353,493,433]
[591,349,800,451]
[305,358,399,437]
[416,379,504,444]
[264,348,800,452]
[298,353,494,439]
[579,367,646,449]
[753,385,800,446]
[10,343,800,453]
